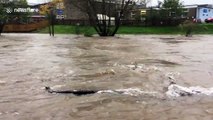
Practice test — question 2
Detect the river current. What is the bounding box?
[0,34,213,120]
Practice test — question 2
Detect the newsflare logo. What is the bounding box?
[5,7,39,13]
[6,8,13,13]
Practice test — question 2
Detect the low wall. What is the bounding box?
[3,20,49,32]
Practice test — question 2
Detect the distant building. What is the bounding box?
[130,4,147,20]
[29,0,67,22]
[62,0,134,21]
[184,4,213,22]
[63,0,88,20]
[28,3,47,22]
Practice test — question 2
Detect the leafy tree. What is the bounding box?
[161,0,183,19]
[146,8,161,26]
[144,0,183,26]
[0,0,31,35]
[1,0,30,24]
[181,20,195,37]
[13,0,29,24]
[70,0,138,36]
[180,20,207,37]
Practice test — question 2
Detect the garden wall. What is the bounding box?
[3,20,49,32]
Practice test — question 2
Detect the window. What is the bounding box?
[203,9,207,13]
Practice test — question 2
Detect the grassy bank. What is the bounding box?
[37,24,213,35]
[37,25,96,34]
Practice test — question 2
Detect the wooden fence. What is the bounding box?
[3,20,49,32]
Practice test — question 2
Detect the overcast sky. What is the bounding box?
[27,0,213,5]
[150,0,212,6]
[27,0,50,4]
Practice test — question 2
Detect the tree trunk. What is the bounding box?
[0,23,5,36]
[185,28,192,37]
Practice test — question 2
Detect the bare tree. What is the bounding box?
[70,0,137,36]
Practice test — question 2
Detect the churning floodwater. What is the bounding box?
[0,34,213,120]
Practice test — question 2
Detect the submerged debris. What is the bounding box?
[99,69,116,75]
[45,86,98,96]
[45,86,158,97]
[165,72,180,82]
[46,83,213,98]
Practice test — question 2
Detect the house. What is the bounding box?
[130,4,147,20]
[63,0,87,20]
[62,0,134,22]
[184,4,213,22]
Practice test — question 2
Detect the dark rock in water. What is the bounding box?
[45,87,98,96]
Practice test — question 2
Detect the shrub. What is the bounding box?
[180,20,196,37]
[74,23,80,35]
[83,26,93,37]
[84,30,93,37]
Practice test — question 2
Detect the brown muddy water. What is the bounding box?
[0,34,213,120]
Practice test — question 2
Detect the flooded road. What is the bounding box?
[0,34,213,120]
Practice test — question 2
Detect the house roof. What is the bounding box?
[184,4,213,9]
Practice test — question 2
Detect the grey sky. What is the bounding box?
[149,0,213,6]
[27,0,51,4]
[27,0,213,5]
[181,0,212,5]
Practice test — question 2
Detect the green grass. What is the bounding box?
[194,24,213,34]
[37,25,96,34]
[117,26,183,34]
[37,24,213,35]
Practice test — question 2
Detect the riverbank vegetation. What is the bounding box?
[37,24,213,35]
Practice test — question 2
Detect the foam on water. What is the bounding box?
[126,64,162,72]
[166,84,213,97]
[97,88,158,96]
[47,84,213,98]
[98,85,213,98]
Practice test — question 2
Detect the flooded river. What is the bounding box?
[0,34,213,120]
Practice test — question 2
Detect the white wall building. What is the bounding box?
[184,4,213,22]
[197,5,213,22]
